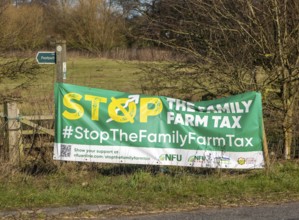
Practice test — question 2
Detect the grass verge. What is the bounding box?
[0,161,299,212]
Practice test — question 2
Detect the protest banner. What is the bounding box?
[54,83,265,169]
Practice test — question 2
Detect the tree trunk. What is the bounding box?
[283,104,295,159]
[282,68,295,160]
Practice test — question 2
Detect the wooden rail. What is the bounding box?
[20,117,54,136]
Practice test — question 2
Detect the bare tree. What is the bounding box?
[0,4,46,51]
[0,3,44,99]
[49,0,126,53]
[136,0,299,159]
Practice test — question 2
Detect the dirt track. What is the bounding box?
[1,202,299,219]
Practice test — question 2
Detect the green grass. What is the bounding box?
[0,57,142,91]
[0,161,299,211]
[0,57,143,114]
[66,58,142,93]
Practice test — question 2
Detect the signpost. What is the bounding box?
[35,40,67,82]
[35,51,56,64]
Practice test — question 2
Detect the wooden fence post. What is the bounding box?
[3,101,21,166]
[262,121,270,171]
[0,112,4,162]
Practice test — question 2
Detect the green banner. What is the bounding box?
[54,83,265,169]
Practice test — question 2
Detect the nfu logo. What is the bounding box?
[188,155,206,163]
[159,154,182,161]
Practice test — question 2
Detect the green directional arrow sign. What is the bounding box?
[36,51,56,64]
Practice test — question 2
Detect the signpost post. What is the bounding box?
[56,40,67,83]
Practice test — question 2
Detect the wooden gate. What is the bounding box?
[0,100,54,165]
